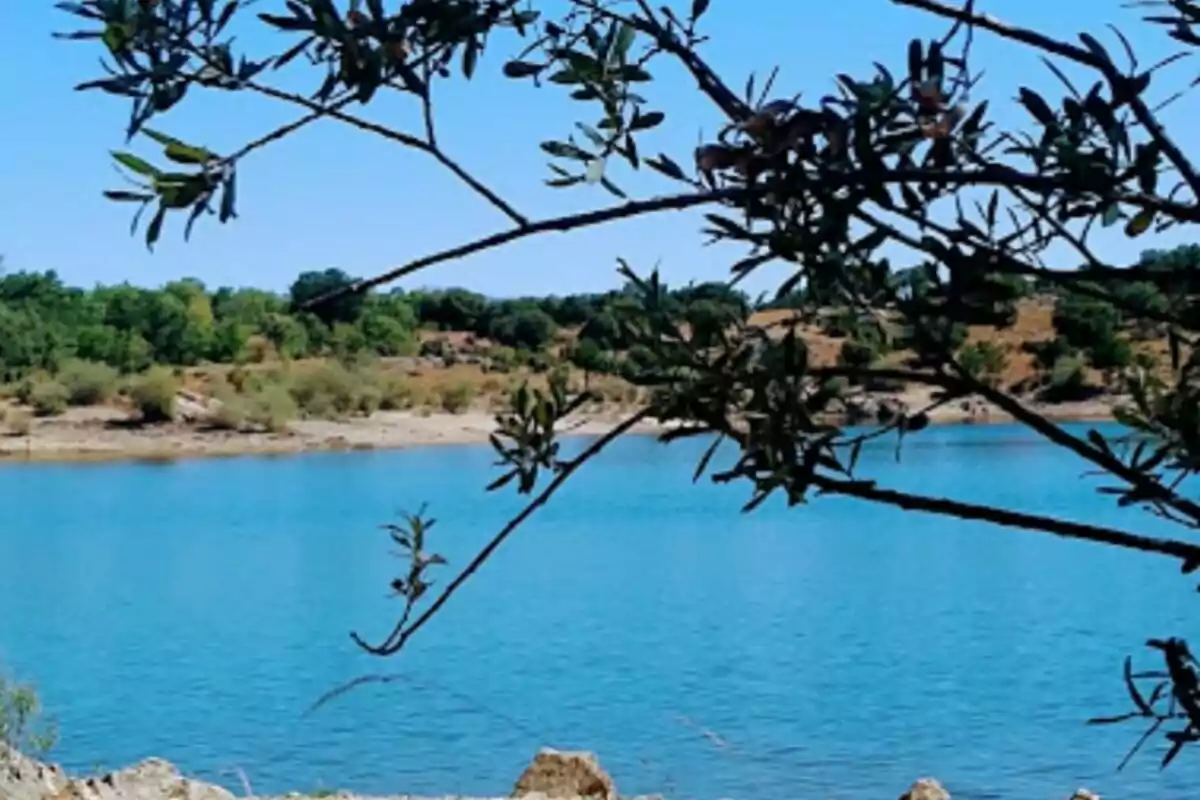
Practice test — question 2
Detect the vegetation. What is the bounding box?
[53,0,1200,775]
[0,668,56,758]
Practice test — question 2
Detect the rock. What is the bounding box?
[1071,790,1100,800]
[512,749,616,800]
[0,748,233,800]
[898,777,950,800]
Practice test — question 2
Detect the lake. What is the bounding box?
[0,423,1198,799]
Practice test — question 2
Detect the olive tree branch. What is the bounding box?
[892,0,1200,201]
[811,473,1200,561]
[351,408,652,657]
[574,0,752,121]
[240,79,528,225]
[851,204,1200,528]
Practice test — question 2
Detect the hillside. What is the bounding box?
[0,256,1186,461]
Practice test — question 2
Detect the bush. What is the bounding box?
[1040,355,1094,403]
[355,383,384,416]
[289,362,359,418]
[1088,335,1134,371]
[14,372,52,406]
[0,667,57,757]
[207,389,247,431]
[838,339,877,372]
[57,359,119,406]
[438,382,474,414]
[378,374,414,410]
[957,341,1008,385]
[4,408,32,436]
[129,367,179,424]
[28,380,69,418]
[248,384,297,433]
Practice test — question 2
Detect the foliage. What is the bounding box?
[57,0,1200,771]
[0,667,56,758]
[4,408,33,437]
[438,383,474,414]
[57,358,120,406]
[28,379,69,418]
[957,341,1008,386]
[129,367,179,424]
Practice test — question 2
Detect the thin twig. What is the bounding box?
[242,80,528,225]
[352,409,652,656]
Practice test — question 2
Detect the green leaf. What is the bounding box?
[257,12,313,31]
[219,171,238,223]
[612,23,635,62]
[103,190,154,203]
[629,110,665,131]
[691,0,710,21]
[462,39,479,79]
[1124,208,1154,237]
[575,123,607,148]
[145,206,166,250]
[548,68,581,85]
[1018,88,1056,126]
[112,151,160,177]
[1101,204,1121,227]
[164,142,212,165]
[503,60,543,79]
[620,65,652,82]
[540,140,590,160]
[646,154,686,181]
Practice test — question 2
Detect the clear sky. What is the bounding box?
[2,1,1196,298]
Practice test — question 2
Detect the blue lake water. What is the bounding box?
[1,423,1199,799]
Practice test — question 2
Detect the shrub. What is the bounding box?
[14,372,53,406]
[438,382,474,414]
[57,359,119,406]
[0,667,57,757]
[28,380,69,418]
[355,383,384,416]
[378,374,414,410]
[289,362,358,418]
[1088,335,1134,371]
[1040,355,1093,403]
[248,384,297,433]
[207,391,247,431]
[838,339,877,372]
[129,367,179,424]
[4,408,32,436]
[957,341,1008,385]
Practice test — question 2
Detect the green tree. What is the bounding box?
[289,269,365,327]
[58,0,1200,770]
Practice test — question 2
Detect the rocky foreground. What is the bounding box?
[0,746,1102,800]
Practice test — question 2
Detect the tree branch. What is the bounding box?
[302,186,755,310]
[352,409,652,657]
[892,0,1200,201]
[241,81,528,225]
[812,473,1200,562]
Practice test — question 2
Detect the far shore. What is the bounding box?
[0,391,1124,466]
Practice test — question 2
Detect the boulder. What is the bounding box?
[1070,791,1100,800]
[512,748,616,800]
[0,748,234,800]
[898,777,950,800]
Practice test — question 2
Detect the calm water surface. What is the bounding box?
[1,423,1199,799]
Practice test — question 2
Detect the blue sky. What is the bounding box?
[2,1,1196,297]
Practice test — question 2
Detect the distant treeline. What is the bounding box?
[0,243,1195,381]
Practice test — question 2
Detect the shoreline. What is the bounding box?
[0,393,1124,467]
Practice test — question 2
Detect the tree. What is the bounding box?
[58,0,1200,769]
[289,269,365,326]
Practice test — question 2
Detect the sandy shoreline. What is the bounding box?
[0,392,1123,466]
